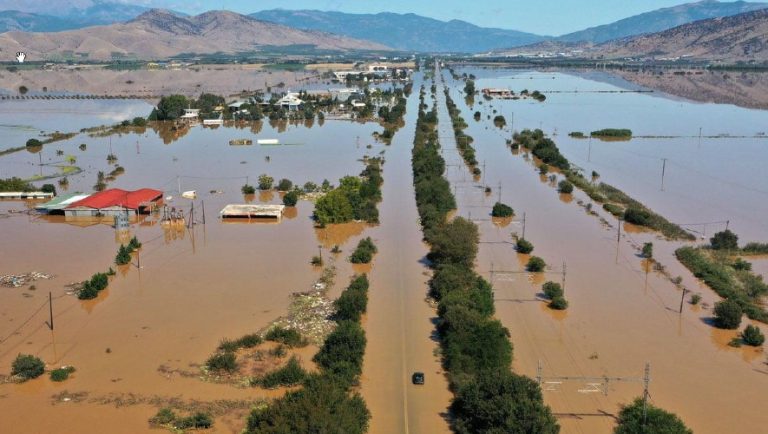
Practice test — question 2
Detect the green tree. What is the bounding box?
[131,117,147,127]
[557,180,573,194]
[491,202,514,218]
[549,296,568,310]
[526,256,546,272]
[258,174,274,190]
[350,237,377,264]
[428,217,479,267]
[41,184,56,195]
[242,184,256,195]
[713,299,743,329]
[710,230,738,250]
[206,352,238,373]
[115,244,132,265]
[623,207,650,226]
[277,178,293,191]
[25,138,42,148]
[451,369,559,434]
[516,238,534,254]
[314,189,354,225]
[11,354,45,380]
[742,324,765,346]
[282,190,299,207]
[542,282,563,299]
[614,398,691,434]
[155,95,190,121]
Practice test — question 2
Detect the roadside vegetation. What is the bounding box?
[614,398,692,434]
[444,88,481,175]
[412,80,558,432]
[676,230,768,324]
[244,275,372,433]
[349,237,378,264]
[591,128,632,139]
[513,129,694,240]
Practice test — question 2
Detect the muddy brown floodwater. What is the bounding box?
[0,103,390,432]
[360,72,452,434]
[438,66,768,434]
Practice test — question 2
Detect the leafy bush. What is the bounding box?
[690,294,702,305]
[282,190,299,207]
[623,207,651,226]
[11,354,45,380]
[258,174,274,190]
[428,218,478,267]
[206,352,238,373]
[132,117,147,127]
[178,412,213,429]
[451,369,559,434]
[491,202,514,218]
[714,299,743,329]
[78,272,109,300]
[614,398,691,434]
[603,203,624,217]
[313,321,366,386]
[350,237,378,264]
[526,256,546,272]
[557,180,573,194]
[265,327,305,348]
[218,333,262,352]
[26,138,42,148]
[590,128,632,138]
[240,184,256,194]
[710,230,738,250]
[732,258,752,271]
[245,374,370,434]
[128,236,141,250]
[549,296,568,310]
[150,408,177,426]
[50,366,76,382]
[539,164,549,175]
[258,356,307,388]
[642,242,653,259]
[742,325,765,346]
[115,244,132,265]
[516,238,534,254]
[277,178,293,191]
[334,275,369,322]
[542,282,563,299]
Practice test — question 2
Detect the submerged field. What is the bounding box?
[2,65,768,433]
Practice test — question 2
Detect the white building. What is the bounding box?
[276,92,304,111]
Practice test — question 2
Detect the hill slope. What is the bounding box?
[0,1,154,32]
[558,0,768,43]
[250,9,547,53]
[598,8,768,61]
[0,9,389,61]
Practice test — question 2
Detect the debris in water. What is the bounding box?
[1,271,53,288]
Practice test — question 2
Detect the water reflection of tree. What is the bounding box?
[150,121,191,145]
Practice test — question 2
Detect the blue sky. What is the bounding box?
[0,1,746,35]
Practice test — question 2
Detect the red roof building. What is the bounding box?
[65,188,163,217]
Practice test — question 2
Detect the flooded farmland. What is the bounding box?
[0,100,394,432]
[2,63,768,434]
[438,66,768,433]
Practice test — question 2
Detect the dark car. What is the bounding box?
[412,372,425,385]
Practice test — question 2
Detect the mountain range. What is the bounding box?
[558,0,768,43]
[0,9,387,61]
[0,1,767,54]
[249,10,546,53]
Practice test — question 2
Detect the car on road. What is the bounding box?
[412,372,425,385]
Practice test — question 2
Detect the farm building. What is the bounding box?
[35,193,91,215]
[64,188,163,218]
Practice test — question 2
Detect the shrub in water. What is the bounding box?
[542,281,563,299]
[742,325,765,346]
[206,352,238,373]
[516,238,534,254]
[526,256,546,272]
[713,299,743,330]
[11,354,45,380]
[491,202,514,218]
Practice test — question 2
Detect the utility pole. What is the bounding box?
[202,201,206,225]
[679,287,688,314]
[617,217,622,243]
[318,245,323,263]
[561,261,567,294]
[497,181,502,203]
[482,160,486,185]
[177,176,181,195]
[490,262,495,285]
[588,137,592,162]
[48,292,53,330]
[725,220,730,231]
[522,212,527,239]
[660,158,668,191]
[642,362,651,429]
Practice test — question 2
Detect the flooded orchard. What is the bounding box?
[439,66,768,433]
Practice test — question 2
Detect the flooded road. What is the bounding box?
[360,72,452,434]
[438,67,768,434]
